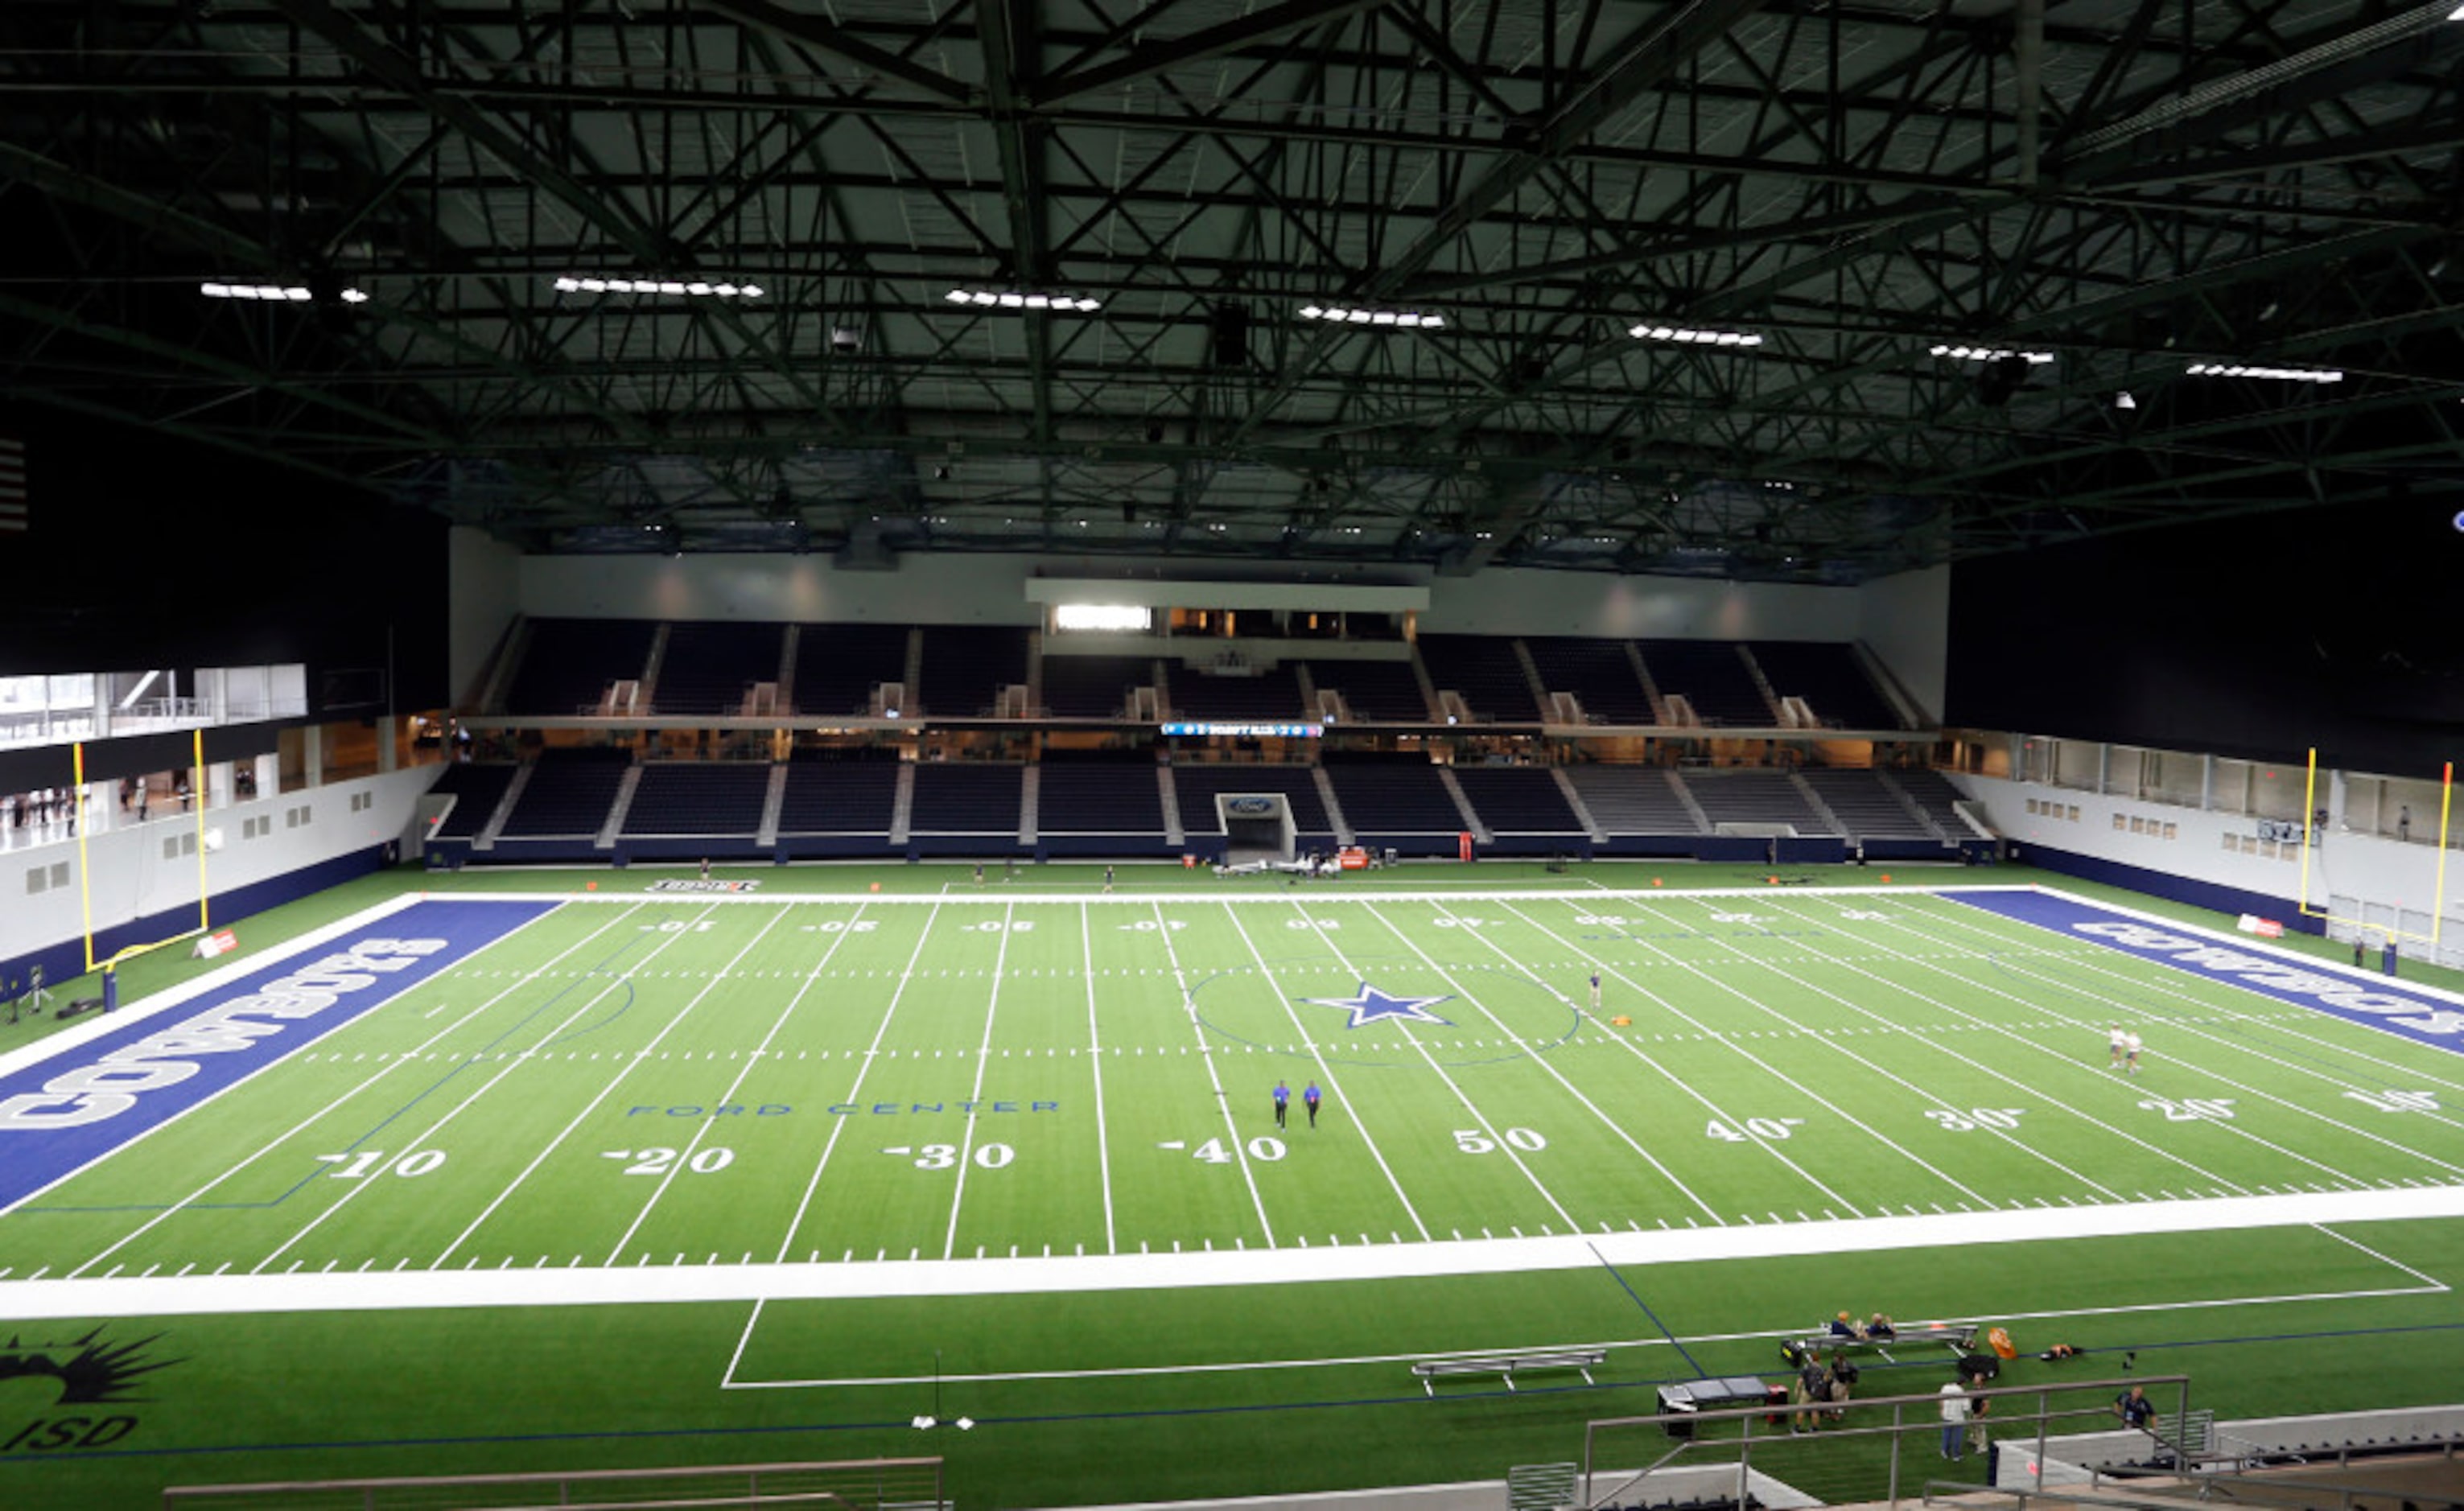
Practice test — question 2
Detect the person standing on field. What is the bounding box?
[1272,1081,1289,1129]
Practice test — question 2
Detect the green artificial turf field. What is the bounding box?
[1,860,2458,1509]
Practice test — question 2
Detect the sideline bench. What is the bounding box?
[1411,1348,1606,1394]
[1792,1322,1977,1363]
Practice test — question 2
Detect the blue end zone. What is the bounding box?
[0,898,558,1213]
[1945,888,2464,1058]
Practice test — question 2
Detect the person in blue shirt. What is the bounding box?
[1304,1081,1322,1127]
[1589,971,1602,1011]
[1272,1081,1289,1129]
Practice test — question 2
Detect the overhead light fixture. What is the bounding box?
[1298,303,1445,329]
[553,275,764,298]
[2185,361,2342,383]
[2114,390,2137,410]
[944,288,1102,312]
[1929,344,2054,364]
[1630,323,1764,347]
[200,282,316,302]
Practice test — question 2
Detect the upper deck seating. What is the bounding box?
[1524,636,1657,724]
[503,619,657,715]
[917,625,1029,718]
[1307,659,1428,722]
[1417,634,1543,722]
[1749,641,1903,730]
[1166,663,1307,722]
[1638,640,1773,727]
[655,623,785,717]
[1041,655,1155,718]
[792,624,910,718]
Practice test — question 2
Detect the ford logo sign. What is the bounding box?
[1226,796,1275,816]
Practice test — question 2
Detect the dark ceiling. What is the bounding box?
[2,0,2461,582]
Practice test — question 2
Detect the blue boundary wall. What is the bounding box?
[2010,842,2322,935]
[0,844,397,1005]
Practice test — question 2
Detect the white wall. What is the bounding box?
[449,528,524,703]
[1860,566,1950,723]
[0,766,439,966]
[1956,771,2463,965]
[516,550,1877,643]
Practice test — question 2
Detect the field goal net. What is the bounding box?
[160,1455,945,1511]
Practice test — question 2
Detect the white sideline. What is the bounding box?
[0,1184,2458,1321]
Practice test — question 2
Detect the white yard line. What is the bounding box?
[940,902,1016,1262]
[1079,903,1117,1255]
[1289,901,1578,1230]
[1911,895,2464,1130]
[1504,895,1975,1208]
[422,904,787,1270]
[57,902,639,1276]
[767,900,948,1264]
[1376,899,1729,1227]
[1490,899,1854,1218]
[1678,894,2199,1199]
[1151,901,1279,1249]
[5,1182,2458,1321]
[598,903,873,1266]
[1217,901,1429,1241]
[1892,896,2464,1178]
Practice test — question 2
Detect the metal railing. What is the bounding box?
[1580,1373,2192,1511]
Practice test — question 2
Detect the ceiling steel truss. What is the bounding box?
[2,0,2460,580]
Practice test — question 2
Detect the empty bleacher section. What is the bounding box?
[1524,636,1656,724]
[1321,752,1465,855]
[618,763,771,859]
[653,623,785,716]
[775,750,901,858]
[1748,640,1902,730]
[916,626,1029,718]
[1172,764,1336,859]
[1041,655,1155,718]
[906,763,1025,856]
[427,763,517,842]
[494,747,632,856]
[792,624,911,718]
[1892,768,1988,854]
[1682,768,1844,861]
[1165,663,1306,722]
[1306,658,1428,722]
[1450,766,1585,854]
[503,619,657,716]
[1417,633,1542,722]
[1565,766,1706,855]
[1035,749,1170,856]
[1799,768,1946,857]
[1638,640,1773,727]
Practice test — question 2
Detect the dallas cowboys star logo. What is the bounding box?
[1299,981,1455,1029]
